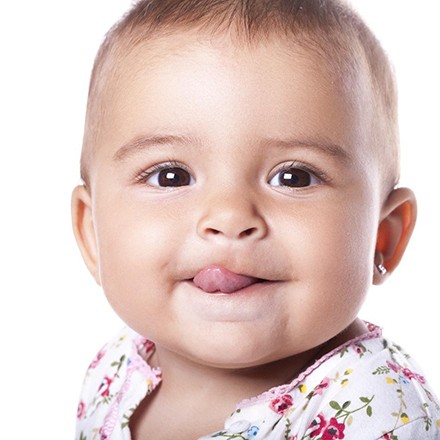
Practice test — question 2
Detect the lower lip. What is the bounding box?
[177,279,284,322]
[190,278,270,295]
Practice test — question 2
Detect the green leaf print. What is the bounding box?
[211,433,248,439]
[372,366,391,375]
[329,401,341,410]
[328,396,375,424]
[284,418,292,439]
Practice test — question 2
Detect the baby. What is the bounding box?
[72,0,440,439]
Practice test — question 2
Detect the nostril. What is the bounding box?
[241,227,256,237]
[200,223,266,240]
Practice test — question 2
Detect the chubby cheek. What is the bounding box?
[282,196,377,342]
[93,194,185,335]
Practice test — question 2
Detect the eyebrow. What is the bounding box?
[113,133,352,163]
[260,137,352,163]
[113,134,202,161]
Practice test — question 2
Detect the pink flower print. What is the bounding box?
[308,413,327,437]
[321,418,346,440]
[144,339,155,353]
[386,360,400,373]
[402,368,415,380]
[308,415,345,440]
[401,367,426,384]
[77,400,86,420]
[89,350,106,369]
[313,377,330,396]
[135,336,155,355]
[415,373,426,384]
[352,343,366,356]
[269,393,294,414]
[98,376,113,397]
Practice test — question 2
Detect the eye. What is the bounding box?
[269,164,320,188]
[137,164,195,187]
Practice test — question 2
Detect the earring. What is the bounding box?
[376,264,387,276]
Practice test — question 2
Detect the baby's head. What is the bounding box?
[72,0,416,368]
[81,0,400,192]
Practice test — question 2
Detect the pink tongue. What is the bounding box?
[193,266,259,293]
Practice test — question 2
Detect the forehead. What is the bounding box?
[93,31,374,170]
[110,31,367,105]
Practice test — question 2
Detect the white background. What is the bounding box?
[0,1,438,437]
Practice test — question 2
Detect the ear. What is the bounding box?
[71,185,101,285]
[373,187,417,285]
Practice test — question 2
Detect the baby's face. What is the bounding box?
[85,33,382,367]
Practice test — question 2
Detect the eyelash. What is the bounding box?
[134,160,190,184]
[271,161,330,184]
[133,160,331,188]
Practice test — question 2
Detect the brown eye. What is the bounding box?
[156,167,192,187]
[269,167,318,188]
[141,165,195,187]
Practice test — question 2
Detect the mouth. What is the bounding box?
[189,265,270,294]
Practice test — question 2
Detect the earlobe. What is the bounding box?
[71,185,101,285]
[373,187,417,285]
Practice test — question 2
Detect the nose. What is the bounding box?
[196,191,268,241]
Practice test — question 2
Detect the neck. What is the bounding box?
[130,319,368,438]
[153,343,321,411]
[152,319,367,407]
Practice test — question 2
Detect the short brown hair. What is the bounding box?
[81,0,399,191]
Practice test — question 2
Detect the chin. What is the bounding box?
[182,334,284,369]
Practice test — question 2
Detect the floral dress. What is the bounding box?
[75,323,440,440]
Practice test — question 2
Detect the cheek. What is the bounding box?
[93,198,185,325]
[280,200,374,261]
[280,197,377,307]
[322,208,375,291]
[273,199,377,349]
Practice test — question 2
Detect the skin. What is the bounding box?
[72,32,416,438]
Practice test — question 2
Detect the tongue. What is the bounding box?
[193,266,259,293]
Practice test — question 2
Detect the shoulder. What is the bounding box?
[292,336,440,439]
[220,332,440,440]
[77,327,146,405]
[75,327,160,440]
